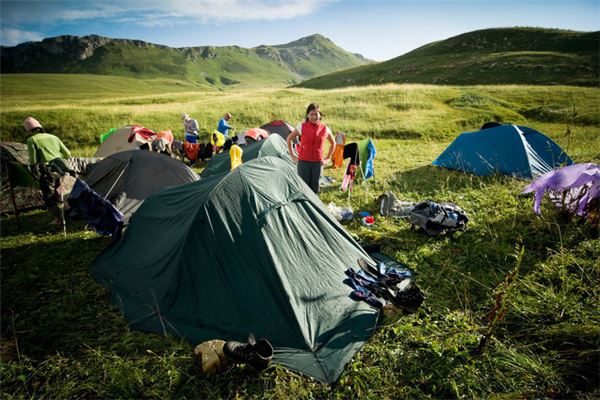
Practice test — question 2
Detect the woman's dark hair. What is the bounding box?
[305,103,321,121]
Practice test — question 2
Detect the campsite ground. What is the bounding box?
[1,74,599,399]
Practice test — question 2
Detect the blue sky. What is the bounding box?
[1,0,598,61]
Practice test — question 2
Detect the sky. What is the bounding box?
[1,0,598,61]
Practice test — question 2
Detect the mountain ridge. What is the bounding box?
[0,33,371,87]
[297,27,600,88]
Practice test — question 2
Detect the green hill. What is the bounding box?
[0,34,370,88]
[297,28,599,88]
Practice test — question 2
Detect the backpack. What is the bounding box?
[407,201,469,236]
[378,191,469,236]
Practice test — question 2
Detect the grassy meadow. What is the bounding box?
[1,74,599,399]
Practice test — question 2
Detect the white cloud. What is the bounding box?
[0,27,43,46]
[2,0,331,27]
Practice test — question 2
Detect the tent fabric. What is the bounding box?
[94,126,140,158]
[202,134,293,178]
[84,150,199,223]
[0,142,44,211]
[1,142,30,165]
[91,156,379,383]
[432,125,572,179]
[260,120,295,140]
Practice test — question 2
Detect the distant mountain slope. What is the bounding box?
[297,28,599,88]
[0,34,370,87]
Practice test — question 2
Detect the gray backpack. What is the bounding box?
[378,192,469,236]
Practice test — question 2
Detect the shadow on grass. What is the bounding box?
[1,229,114,358]
[1,210,90,239]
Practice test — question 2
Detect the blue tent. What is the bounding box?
[432,125,572,179]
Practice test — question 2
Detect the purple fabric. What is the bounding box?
[522,163,600,215]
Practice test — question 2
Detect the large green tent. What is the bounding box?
[202,134,293,178]
[92,156,378,383]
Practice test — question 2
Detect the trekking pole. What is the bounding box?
[60,188,67,237]
[7,177,21,229]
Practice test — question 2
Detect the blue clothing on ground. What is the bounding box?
[217,118,232,137]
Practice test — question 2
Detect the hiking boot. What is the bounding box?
[387,280,425,313]
[223,335,273,371]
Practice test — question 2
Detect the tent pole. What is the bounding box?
[104,162,129,199]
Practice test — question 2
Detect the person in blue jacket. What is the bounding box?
[217,113,234,138]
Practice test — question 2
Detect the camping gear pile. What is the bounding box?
[345,247,424,312]
[379,191,469,236]
[327,203,353,221]
[522,163,600,227]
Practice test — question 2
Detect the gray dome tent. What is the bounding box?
[85,150,198,223]
[260,120,294,140]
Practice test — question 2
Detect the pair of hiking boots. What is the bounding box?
[223,335,273,371]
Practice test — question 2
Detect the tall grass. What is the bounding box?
[1,75,599,398]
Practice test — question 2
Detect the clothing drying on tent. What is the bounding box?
[244,128,269,143]
[67,179,124,239]
[91,156,378,384]
[84,150,199,223]
[332,132,346,168]
[432,124,572,179]
[260,120,294,140]
[522,163,600,224]
[229,145,243,170]
[359,139,376,179]
[100,128,117,143]
[341,143,360,192]
[202,134,293,178]
[341,140,377,192]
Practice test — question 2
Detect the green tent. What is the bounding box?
[92,156,378,383]
[202,134,293,178]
